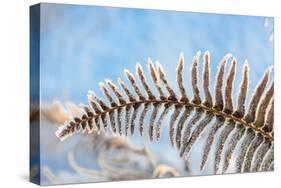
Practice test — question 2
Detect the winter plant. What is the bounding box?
[55,51,274,174]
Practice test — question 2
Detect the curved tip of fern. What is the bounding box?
[104,78,112,83]
[222,53,233,63]
[147,57,153,64]
[98,81,105,88]
[244,59,249,66]
[204,50,210,57]
[243,60,249,72]
[86,94,92,101]
[136,62,143,72]
[147,58,154,71]
[87,90,95,96]
[117,77,123,83]
[179,52,184,60]
[156,61,163,70]
[177,53,185,69]
[191,51,201,64]
[203,51,211,70]
[260,66,273,81]
[267,65,274,73]
[87,90,99,101]
[232,56,237,64]
[217,53,232,69]
[124,68,130,74]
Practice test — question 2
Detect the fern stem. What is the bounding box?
[84,99,273,141]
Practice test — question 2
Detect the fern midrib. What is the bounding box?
[89,99,273,141]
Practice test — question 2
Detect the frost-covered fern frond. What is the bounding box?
[55,51,274,174]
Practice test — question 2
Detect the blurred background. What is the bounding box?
[32,3,273,185]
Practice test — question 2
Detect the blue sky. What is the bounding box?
[39,3,274,105]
